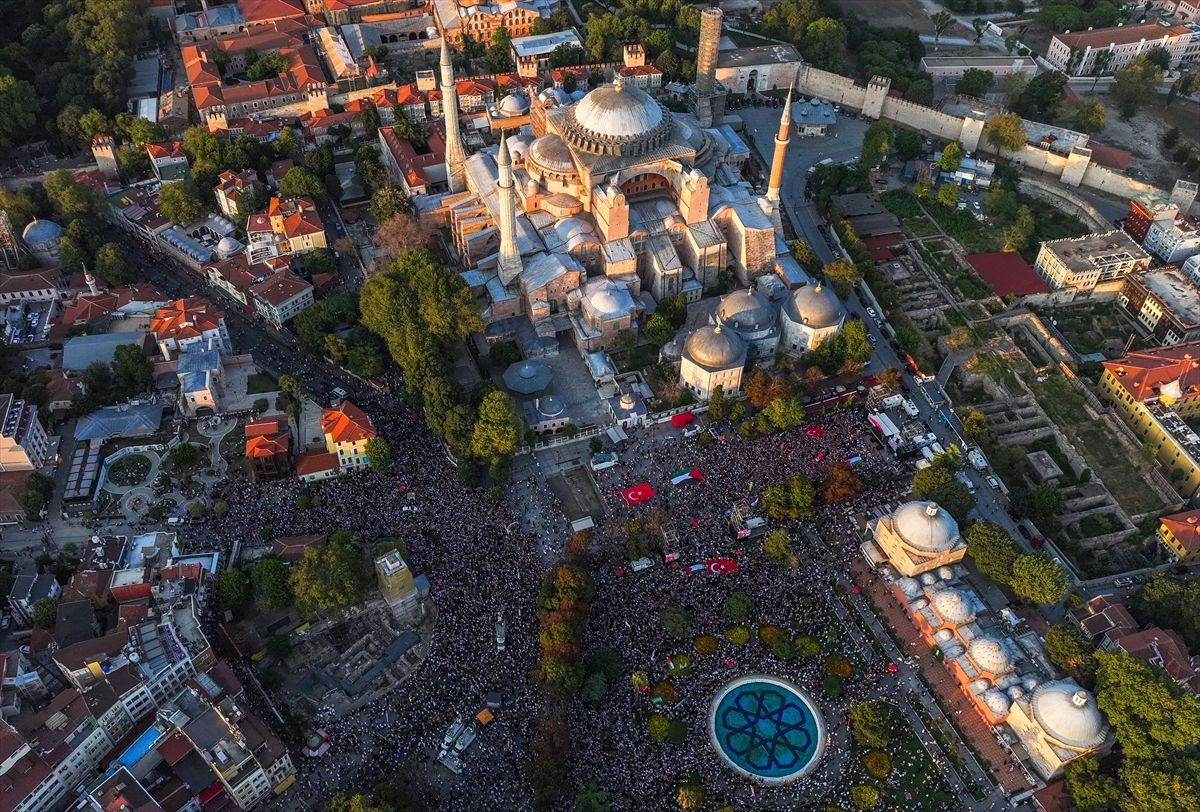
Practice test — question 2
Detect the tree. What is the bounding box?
[157,181,207,225]
[116,143,153,181]
[1029,483,1066,525]
[849,701,894,749]
[850,785,880,810]
[823,258,861,297]
[1044,623,1096,686]
[763,529,798,569]
[251,558,294,611]
[112,344,152,396]
[471,391,520,464]
[983,113,1026,152]
[0,75,40,150]
[574,782,610,812]
[1009,551,1068,605]
[802,18,848,72]
[485,26,514,72]
[966,522,1020,584]
[326,794,385,812]
[644,313,674,347]
[122,116,167,146]
[1015,71,1067,117]
[370,184,412,222]
[1142,45,1172,72]
[1131,574,1200,651]
[32,597,58,629]
[956,68,995,99]
[937,183,959,208]
[1058,99,1105,133]
[93,242,135,287]
[246,50,290,80]
[1167,68,1200,105]
[1095,649,1200,760]
[937,141,963,172]
[279,166,327,200]
[894,129,922,162]
[929,10,955,49]
[365,437,391,471]
[44,170,102,222]
[1064,757,1123,812]
[217,569,250,609]
[676,779,704,811]
[373,212,435,255]
[1112,57,1164,119]
[21,472,53,520]
[358,104,381,137]
[823,461,865,504]
[1000,205,1035,252]
[725,590,753,623]
[860,120,893,168]
[291,531,370,616]
[1001,72,1027,106]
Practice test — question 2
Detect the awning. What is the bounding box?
[476,709,494,725]
[621,483,655,506]
[671,412,694,428]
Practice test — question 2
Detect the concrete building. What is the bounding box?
[319,401,377,471]
[0,394,50,473]
[8,573,61,625]
[1144,213,1200,264]
[869,501,966,577]
[1046,21,1200,76]
[1118,267,1200,345]
[919,56,1038,81]
[679,325,747,400]
[1099,341,1200,496]
[376,548,421,620]
[1158,508,1200,561]
[146,142,189,183]
[246,196,328,261]
[249,269,314,327]
[1033,230,1151,291]
[214,169,264,219]
[511,29,582,76]
[714,42,802,97]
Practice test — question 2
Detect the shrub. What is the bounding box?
[821,674,844,697]
[795,635,822,657]
[850,785,879,810]
[666,718,687,744]
[647,713,669,741]
[825,653,853,678]
[694,635,719,656]
[862,750,892,779]
[770,637,797,660]
[651,681,679,705]
[725,625,750,646]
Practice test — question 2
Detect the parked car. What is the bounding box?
[1113,577,1134,588]
[985,475,1001,490]
[0,615,10,631]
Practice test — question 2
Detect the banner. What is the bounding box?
[705,558,738,575]
[669,468,704,486]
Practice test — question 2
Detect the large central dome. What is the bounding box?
[562,77,673,157]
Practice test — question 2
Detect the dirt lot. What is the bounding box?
[837,0,970,37]
[1082,91,1200,189]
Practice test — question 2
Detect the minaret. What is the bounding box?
[495,134,523,286]
[83,266,99,296]
[766,82,794,236]
[440,40,466,194]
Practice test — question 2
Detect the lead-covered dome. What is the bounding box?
[1030,681,1107,749]
[891,501,961,553]
[22,218,62,245]
[562,77,672,157]
[930,588,975,626]
[967,637,1013,675]
[684,325,747,370]
[784,282,844,328]
[528,133,576,176]
[717,289,776,333]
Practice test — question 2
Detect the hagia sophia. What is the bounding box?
[418,8,848,398]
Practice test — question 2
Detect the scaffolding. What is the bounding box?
[0,211,20,272]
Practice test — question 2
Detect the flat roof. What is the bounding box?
[716,43,801,69]
[1133,268,1200,327]
[1040,229,1149,273]
[966,252,1049,297]
[511,29,581,58]
[921,56,1037,68]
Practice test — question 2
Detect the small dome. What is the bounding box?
[968,637,1013,675]
[1007,686,1025,700]
[937,566,956,580]
[933,629,954,643]
[718,288,776,333]
[659,336,683,361]
[982,688,1011,717]
[891,501,961,553]
[783,282,844,329]
[896,577,921,598]
[498,92,529,116]
[537,395,566,417]
[590,290,620,315]
[930,588,975,626]
[528,134,576,175]
[22,218,62,245]
[1030,681,1107,750]
[683,325,747,371]
[216,236,243,257]
[919,572,937,586]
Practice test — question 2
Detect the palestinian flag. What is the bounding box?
[669,468,704,486]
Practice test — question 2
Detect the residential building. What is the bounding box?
[319,401,377,471]
[1033,230,1151,291]
[378,123,447,196]
[174,3,247,43]
[249,269,314,327]
[1144,213,1200,264]
[1071,595,1139,642]
[245,416,292,475]
[1099,341,1200,495]
[1117,267,1200,345]
[295,450,341,481]
[212,19,308,72]
[318,0,408,26]
[205,254,290,307]
[1151,0,1200,21]
[238,0,308,26]
[1109,627,1200,692]
[919,55,1038,81]
[1123,191,1177,243]
[0,270,60,304]
[1046,21,1200,76]
[7,573,60,625]
[246,196,327,261]
[214,169,265,219]
[1157,508,1200,561]
[145,142,189,183]
[617,64,663,90]
[0,394,50,472]
[149,298,232,359]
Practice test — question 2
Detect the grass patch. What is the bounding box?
[108,454,151,487]
[246,372,278,395]
[220,423,246,463]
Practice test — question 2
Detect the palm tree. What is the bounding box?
[930,11,955,51]
[1091,50,1115,91]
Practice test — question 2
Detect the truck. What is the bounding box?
[921,446,936,464]
[590,452,619,471]
[882,394,905,410]
[901,398,920,418]
[967,448,988,471]
[956,470,976,494]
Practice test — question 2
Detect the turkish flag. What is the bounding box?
[705,558,738,575]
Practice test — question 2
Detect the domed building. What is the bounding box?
[1007,680,1112,779]
[573,277,636,352]
[680,325,747,399]
[869,500,967,577]
[21,218,63,267]
[714,288,778,358]
[779,282,845,353]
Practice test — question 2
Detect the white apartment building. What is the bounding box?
[1047,20,1200,76]
[0,394,50,472]
[1144,215,1200,264]
[1034,230,1152,291]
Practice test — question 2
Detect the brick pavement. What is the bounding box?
[850,558,1031,795]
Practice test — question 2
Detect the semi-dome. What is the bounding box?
[930,588,975,626]
[717,289,777,333]
[684,325,747,370]
[528,133,576,175]
[784,282,844,328]
[22,218,62,245]
[1030,681,1107,749]
[562,77,672,157]
[968,637,1013,675]
[891,501,961,553]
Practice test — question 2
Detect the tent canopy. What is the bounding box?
[671,412,694,428]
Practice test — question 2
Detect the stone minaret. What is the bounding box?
[690,7,727,127]
[440,40,466,193]
[83,266,99,296]
[766,82,794,235]
[496,134,523,286]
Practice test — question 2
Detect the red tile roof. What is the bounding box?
[272,534,326,561]
[237,0,306,24]
[379,121,446,189]
[150,298,225,343]
[1054,22,1191,50]
[1071,594,1138,641]
[146,141,186,161]
[1159,508,1200,556]
[157,732,194,766]
[250,269,312,307]
[295,450,339,476]
[1112,627,1200,690]
[320,401,376,444]
[965,251,1050,297]
[1086,142,1133,172]
[1102,341,1200,402]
